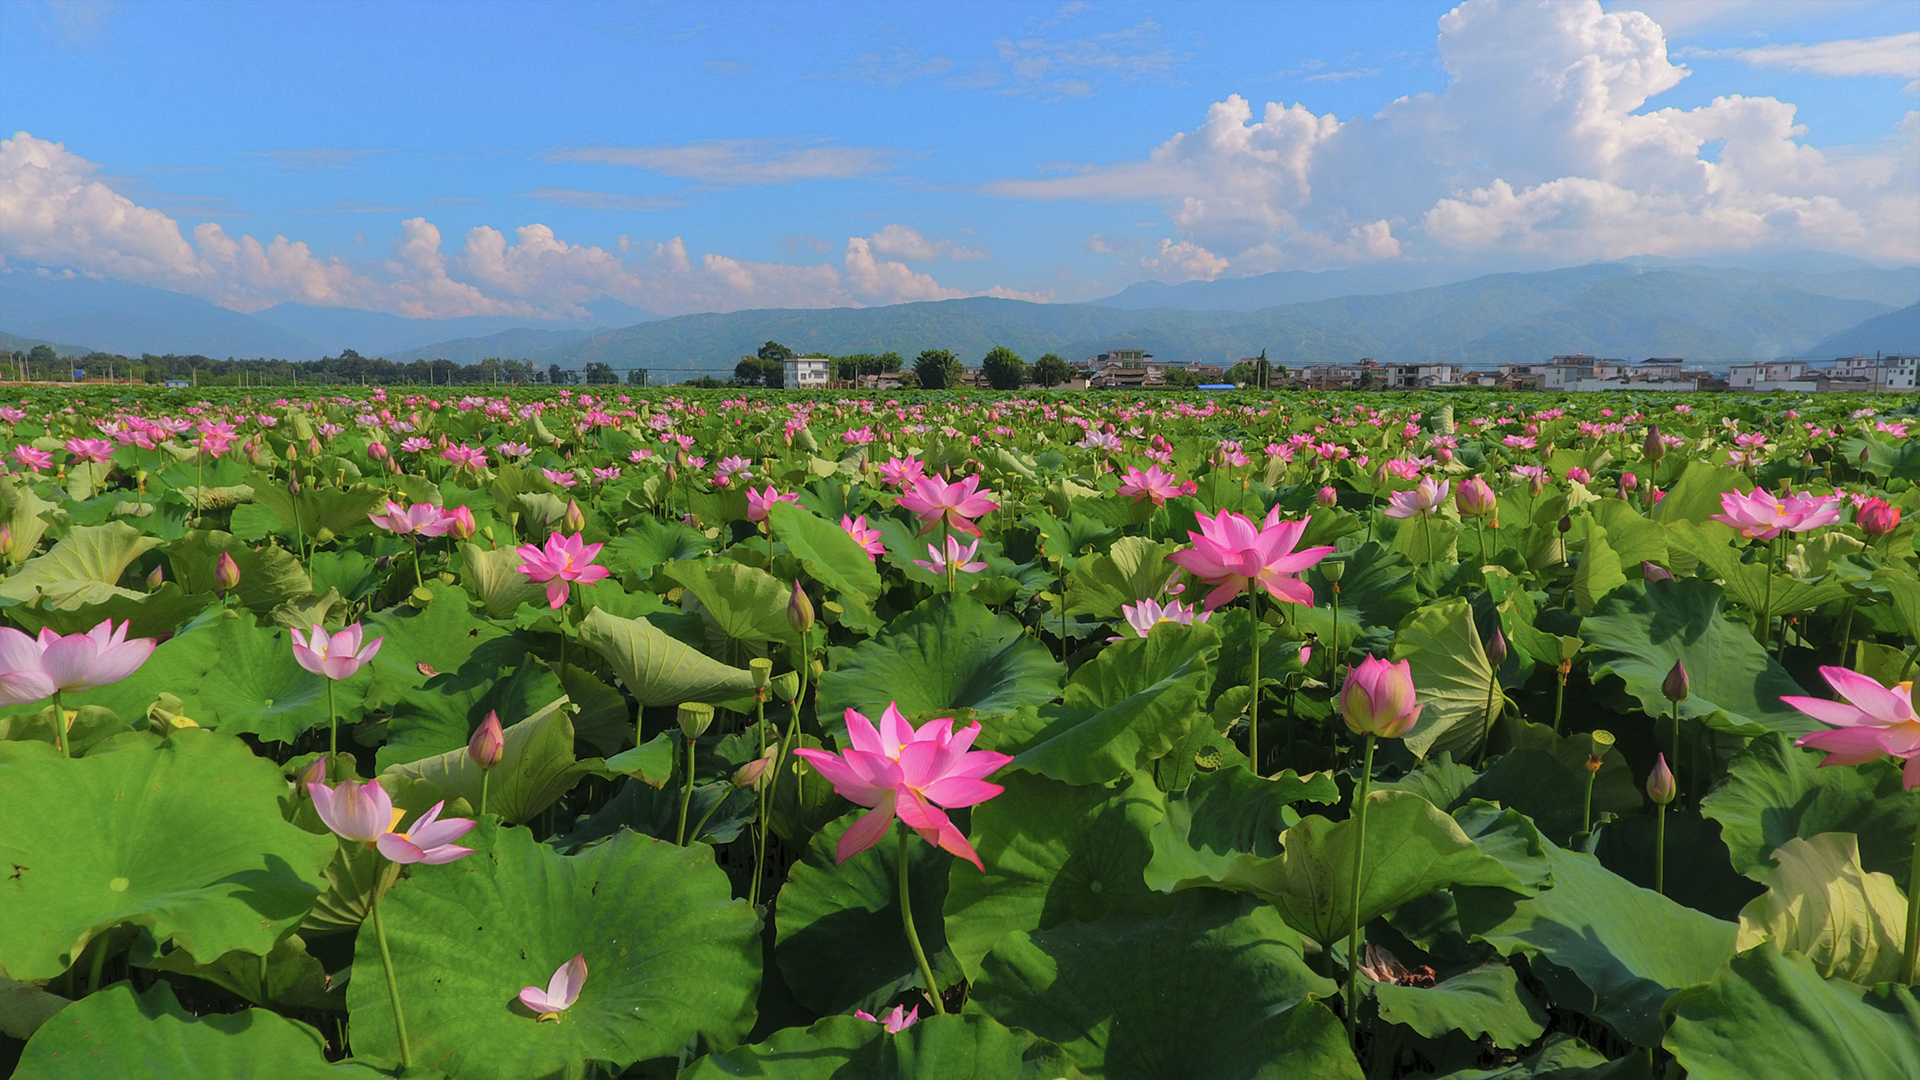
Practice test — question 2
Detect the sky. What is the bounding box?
[1,0,1915,320]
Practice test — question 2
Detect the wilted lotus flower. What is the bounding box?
[520,954,587,1022]
[854,1004,920,1033]
[292,623,384,680]
[1338,656,1422,739]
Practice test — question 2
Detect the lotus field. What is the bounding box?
[4,386,1920,1080]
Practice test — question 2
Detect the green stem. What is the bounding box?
[1758,539,1776,647]
[751,697,769,907]
[1552,669,1567,736]
[478,769,490,819]
[87,932,108,994]
[676,737,697,845]
[370,889,412,1070]
[1654,802,1667,896]
[898,826,945,1014]
[1670,701,1684,808]
[1899,639,1920,684]
[1345,734,1377,1046]
[942,521,955,595]
[412,537,424,592]
[326,680,338,780]
[1581,767,1596,836]
[52,689,67,759]
[1476,518,1489,567]
[1902,804,1919,986]
[1248,590,1262,776]
[1474,670,1499,769]
[689,785,726,844]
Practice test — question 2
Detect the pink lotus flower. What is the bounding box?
[855,1004,920,1033]
[793,704,1011,870]
[0,619,157,704]
[1785,666,1920,790]
[1339,656,1423,739]
[1116,465,1195,506]
[913,534,987,576]
[1166,506,1335,611]
[1858,497,1902,538]
[1113,597,1210,641]
[1455,477,1496,518]
[515,532,611,608]
[877,456,926,489]
[400,436,433,454]
[292,623,384,680]
[541,467,579,489]
[1709,488,1843,540]
[10,445,52,473]
[434,505,477,540]
[520,954,587,1022]
[841,514,885,558]
[897,474,1000,537]
[746,485,799,523]
[64,438,114,464]
[441,444,488,471]
[591,466,621,483]
[368,501,443,536]
[1383,477,1450,519]
[498,441,532,459]
[306,778,476,864]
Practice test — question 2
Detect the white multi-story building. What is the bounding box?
[783,356,832,388]
[1728,361,1817,392]
[1822,355,1918,391]
[1383,363,1461,389]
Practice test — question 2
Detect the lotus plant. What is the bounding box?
[854,1004,920,1033]
[0,619,158,756]
[515,531,610,610]
[292,622,384,774]
[1337,656,1422,1043]
[794,703,1012,1013]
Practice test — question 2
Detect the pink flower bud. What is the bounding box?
[1455,477,1496,518]
[298,756,328,790]
[1486,626,1507,667]
[1662,659,1689,703]
[1643,426,1665,463]
[1641,561,1673,583]
[369,441,390,461]
[146,564,165,590]
[440,505,477,540]
[563,499,586,534]
[1858,497,1901,539]
[1646,753,1676,806]
[214,551,242,591]
[787,579,815,636]
[1339,656,1423,739]
[468,710,504,770]
[1316,485,1338,509]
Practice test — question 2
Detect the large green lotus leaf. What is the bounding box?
[165,530,313,614]
[2,582,214,640]
[347,824,760,1078]
[1663,944,1920,1080]
[1143,765,1340,894]
[1214,790,1528,950]
[1392,513,1459,565]
[1026,510,1122,571]
[943,772,1172,981]
[1432,1034,1642,1080]
[0,732,336,980]
[191,611,367,744]
[600,516,712,578]
[1648,459,1748,527]
[1455,836,1736,1047]
[967,893,1353,1080]
[459,541,547,618]
[683,1013,1072,1080]
[668,558,802,660]
[1700,732,1916,884]
[247,481,386,543]
[359,582,510,711]
[768,501,881,601]
[1587,498,1668,569]
[377,641,563,771]
[1064,535,1181,618]
[1371,963,1547,1050]
[383,697,591,825]
[577,606,757,708]
[817,596,1064,724]
[0,522,160,605]
[1666,521,1845,619]
[1297,541,1419,669]
[135,932,334,1011]
[1392,597,1501,761]
[1581,579,1812,737]
[996,622,1216,785]
[1571,518,1629,616]
[0,476,58,565]
[775,815,962,1015]
[13,980,379,1080]
[1732,833,1908,985]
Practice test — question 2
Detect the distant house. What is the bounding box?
[1821,354,1919,391]
[783,356,831,389]
[1728,361,1816,392]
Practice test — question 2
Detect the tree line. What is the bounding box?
[1,347,648,387]
[729,341,1082,390]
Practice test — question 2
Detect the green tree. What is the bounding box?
[1225,362,1258,386]
[981,346,1026,390]
[1031,353,1070,387]
[583,361,616,384]
[757,341,795,363]
[1161,367,1201,389]
[625,367,650,387]
[879,351,903,374]
[913,349,963,390]
[733,358,764,386]
[761,356,787,389]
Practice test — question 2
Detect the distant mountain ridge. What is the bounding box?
[1809,303,1920,359]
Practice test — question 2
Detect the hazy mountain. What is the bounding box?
[1091,263,1487,311]
[252,297,662,357]
[1808,303,1920,359]
[0,329,95,356]
[386,327,603,365]
[0,270,322,359]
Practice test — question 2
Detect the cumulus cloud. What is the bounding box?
[0,132,1039,317]
[1139,238,1229,282]
[992,0,1919,268]
[549,138,894,185]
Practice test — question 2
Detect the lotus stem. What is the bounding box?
[898,825,944,1014]
[1346,733,1377,1046]
[51,689,67,759]
[1903,806,1919,986]
[87,933,107,994]
[676,736,696,845]
[1581,765,1596,836]
[751,696,770,906]
[1474,668,1499,769]
[1328,581,1341,681]
[370,889,413,1071]
[1248,590,1262,775]
[478,770,489,819]
[1758,538,1776,647]
[326,679,337,780]
[1654,802,1667,896]
[1669,700,1683,808]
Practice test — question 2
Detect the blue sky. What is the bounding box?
[2,0,1915,318]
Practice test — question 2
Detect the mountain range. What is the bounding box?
[3,256,1916,376]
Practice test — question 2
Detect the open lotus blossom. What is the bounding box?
[541,467,579,488]
[292,623,384,680]
[913,534,987,576]
[746,485,799,523]
[516,532,611,608]
[876,455,926,489]
[1115,465,1195,506]
[1114,597,1210,640]
[793,703,1012,870]
[841,514,886,558]
[368,501,444,536]
[441,444,488,471]
[520,954,588,1022]
[1384,477,1451,519]
[64,438,114,464]
[1784,666,1920,790]
[897,473,1000,537]
[0,619,158,704]
[854,1004,920,1033]
[1709,488,1844,540]
[1166,506,1335,610]
[1858,497,1902,538]
[306,777,475,863]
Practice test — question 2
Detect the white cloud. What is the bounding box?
[0,132,1042,318]
[524,189,684,212]
[1139,238,1228,282]
[1730,31,1920,89]
[989,0,1920,268]
[550,138,894,185]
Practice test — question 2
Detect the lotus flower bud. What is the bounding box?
[1858,497,1901,539]
[1371,461,1390,487]
[0,523,11,554]
[298,756,328,790]
[440,505,477,540]
[677,702,715,739]
[286,440,299,460]
[288,473,302,495]
[734,746,777,791]
[1641,561,1673,583]
[1662,659,1689,703]
[468,710,504,770]
[1860,446,1872,465]
[308,436,322,457]
[1558,514,1572,534]
[787,580,815,636]
[1643,426,1665,463]
[1338,656,1423,739]
[1646,753,1676,806]
[771,671,801,703]
[748,657,773,688]
[147,564,165,590]
[1619,472,1637,499]
[1316,485,1338,509]
[563,499,586,534]
[369,441,390,461]
[1455,476,1496,518]
[214,551,242,591]
[1486,626,1507,668]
